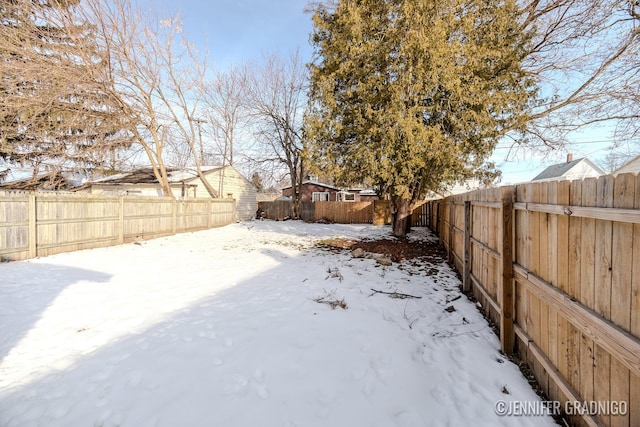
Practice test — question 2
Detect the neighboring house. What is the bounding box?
[256,189,281,203]
[531,154,605,182]
[282,178,378,202]
[349,188,379,202]
[614,154,640,176]
[0,168,77,191]
[76,166,257,221]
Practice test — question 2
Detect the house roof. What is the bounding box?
[531,157,605,181]
[614,154,640,175]
[84,166,227,186]
[281,180,341,191]
[0,168,75,191]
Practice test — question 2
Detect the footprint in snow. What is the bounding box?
[349,365,368,381]
[98,384,112,400]
[254,383,270,400]
[253,368,265,383]
[223,374,249,395]
[430,387,451,405]
[91,366,115,382]
[294,336,314,349]
[125,371,143,388]
[393,410,423,427]
[362,379,376,396]
[315,387,338,404]
[315,407,330,419]
[44,401,71,419]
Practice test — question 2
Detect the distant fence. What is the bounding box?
[257,200,292,221]
[426,174,640,427]
[0,192,236,261]
[258,200,429,226]
[309,201,375,223]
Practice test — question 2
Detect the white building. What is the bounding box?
[531,154,605,182]
[614,154,640,176]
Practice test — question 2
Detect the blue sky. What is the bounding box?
[154,1,623,185]
[155,0,314,68]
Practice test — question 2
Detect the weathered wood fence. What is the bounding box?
[309,201,375,224]
[257,200,292,221]
[0,191,236,261]
[258,200,429,226]
[427,174,640,427]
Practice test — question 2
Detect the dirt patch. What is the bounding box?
[316,235,447,264]
[316,237,358,249]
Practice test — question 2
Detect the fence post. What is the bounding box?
[463,201,471,293]
[172,198,177,234]
[118,196,124,244]
[500,187,515,355]
[448,200,454,264]
[28,193,37,258]
[436,202,441,242]
[426,201,430,228]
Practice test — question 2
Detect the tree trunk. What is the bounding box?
[391,195,412,237]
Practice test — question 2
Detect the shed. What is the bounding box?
[614,154,640,176]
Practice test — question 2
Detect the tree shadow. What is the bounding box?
[0,262,111,363]
[0,247,366,426]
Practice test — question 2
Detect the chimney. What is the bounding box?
[567,153,573,163]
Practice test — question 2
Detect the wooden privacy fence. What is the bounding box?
[312,201,375,224]
[259,200,429,226]
[0,191,236,261]
[257,200,292,221]
[427,174,640,427]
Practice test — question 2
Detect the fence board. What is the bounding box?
[546,181,560,404]
[556,180,571,409]
[500,187,514,353]
[610,174,635,427]
[580,178,597,407]
[631,174,640,427]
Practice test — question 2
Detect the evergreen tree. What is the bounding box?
[251,171,264,192]
[306,0,536,236]
[0,0,129,182]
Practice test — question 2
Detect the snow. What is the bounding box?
[0,221,556,427]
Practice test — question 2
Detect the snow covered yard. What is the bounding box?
[0,221,556,427]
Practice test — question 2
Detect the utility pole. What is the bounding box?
[193,118,207,165]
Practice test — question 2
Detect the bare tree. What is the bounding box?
[72,0,219,197]
[514,0,640,150]
[204,65,249,167]
[245,50,307,218]
[200,65,251,196]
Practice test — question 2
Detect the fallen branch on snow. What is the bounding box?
[313,296,348,310]
[369,289,422,299]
